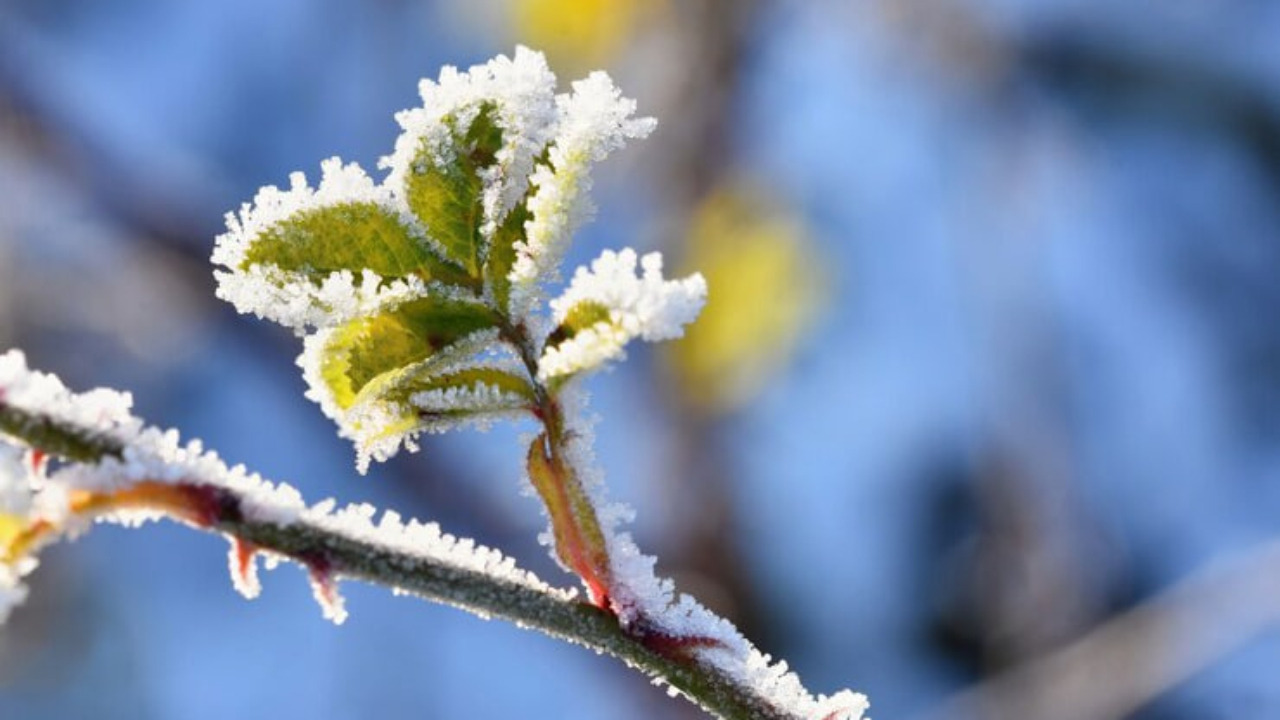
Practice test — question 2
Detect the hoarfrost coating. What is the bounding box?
[213,45,656,329]
[508,72,657,319]
[296,326,515,473]
[539,249,707,380]
[172,43,860,719]
[211,45,662,470]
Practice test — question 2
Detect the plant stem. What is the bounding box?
[500,319,614,606]
[221,514,787,720]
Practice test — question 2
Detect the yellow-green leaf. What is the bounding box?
[242,201,471,289]
[386,367,537,417]
[544,300,612,352]
[483,202,529,312]
[405,103,504,278]
[347,365,535,457]
[318,298,499,411]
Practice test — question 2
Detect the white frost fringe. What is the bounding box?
[539,248,706,381]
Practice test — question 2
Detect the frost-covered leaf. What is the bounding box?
[354,364,534,433]
[299,293,525,471]
[405,367,535,413]
[332,355,534,474]
[525,431,610,604]
[242,201,469,290]
[538,249,706,381]
[508,72,656,319]
[403,103,504,277]
[213,159,464,331]
[310,297,501,413]
[483,200,530,312]
[543,299,611,352]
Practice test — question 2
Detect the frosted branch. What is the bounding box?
[0,353,862,720]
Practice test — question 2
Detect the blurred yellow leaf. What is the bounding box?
[509,0,660,69]
[669,182,826,415]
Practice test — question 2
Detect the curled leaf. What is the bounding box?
[313,297,500,412]
[525,433,611,606]
[538,249,705,381]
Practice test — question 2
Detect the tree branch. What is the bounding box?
[0,398,806,720]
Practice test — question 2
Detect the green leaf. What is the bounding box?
[405,103,504,278]
[385,367,537,418]
[318,297,499,411]
[416,367,536,402]
[242,201,471,289]
[483,202,528,312]
[345,363,535,459]
[543,301,612,352]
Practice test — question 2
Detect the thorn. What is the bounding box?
[228,537,261,599]
[303,554,347,625]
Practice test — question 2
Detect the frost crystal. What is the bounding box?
[509,73,657,318]
[539,249,706,380]
[411,381,528,421]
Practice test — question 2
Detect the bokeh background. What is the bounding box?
[3,1,1280,719]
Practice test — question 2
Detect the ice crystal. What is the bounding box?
[0,349,136,438]
[410,381,528,420]
[539,249,706,380]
